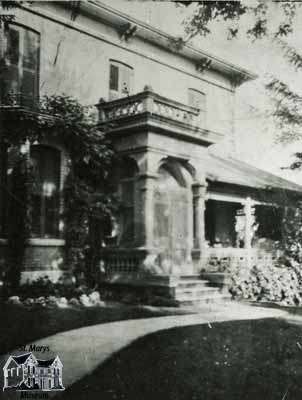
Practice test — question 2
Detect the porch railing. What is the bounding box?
[204,247,282,272]
[101,248,148,277]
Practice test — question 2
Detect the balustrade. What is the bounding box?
[97,89,201,127]
[102,249,147,275]
[204,247,281,273]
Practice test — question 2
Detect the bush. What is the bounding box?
[229,259,302,305]
[9,275,97,300]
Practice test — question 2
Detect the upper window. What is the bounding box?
[188,88,206,127]
[31,145,61,238]
[188,88,206,111]
[109,60,133,100]
[0,24,40,107]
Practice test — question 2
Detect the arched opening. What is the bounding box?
[153,162,192,274]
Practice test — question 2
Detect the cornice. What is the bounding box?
[84,0,257,85]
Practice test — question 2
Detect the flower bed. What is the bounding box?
[3,276,105,308]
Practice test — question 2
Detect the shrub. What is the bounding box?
[9,275,97,300]
[229,259,302,305]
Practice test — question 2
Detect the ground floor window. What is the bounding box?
[30,145,61,238]
[119,158,138,246]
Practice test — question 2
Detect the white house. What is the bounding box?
[3,352,64,391]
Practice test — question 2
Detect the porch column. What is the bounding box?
[243,197,255,267]
[192,182,207,251]
[137,173,157,248]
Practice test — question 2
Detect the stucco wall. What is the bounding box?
[12,3,234,137]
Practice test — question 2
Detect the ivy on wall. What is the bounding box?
[2,95,118,288]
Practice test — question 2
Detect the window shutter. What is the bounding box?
[22,30,39,106]
[7,27,19,66]
[21,69,36,106]
[109,64,119,91]
[188,88,206,127]
[23,30,38,69]
[0,28,20,103]
[188,89,206,111]
[0,25,39,106]
[109,61,133,99]
[188,89,195,108]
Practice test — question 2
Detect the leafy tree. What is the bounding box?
[177,1,298,40]
[176,1,302,147]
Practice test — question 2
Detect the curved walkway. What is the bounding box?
[0,302,290,397]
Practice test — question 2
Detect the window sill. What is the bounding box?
[27,238,65,246]
[0,238,65,246]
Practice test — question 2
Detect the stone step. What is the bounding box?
[174,275,231,307]
[175,286,219,297]
[177,279,209,288]
[180,275,202,280]
[175,289,222,301]
[177,293,232,306]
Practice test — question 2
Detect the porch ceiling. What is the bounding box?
[206,154,302,194]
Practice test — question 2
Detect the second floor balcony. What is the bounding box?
[97,87,223,146]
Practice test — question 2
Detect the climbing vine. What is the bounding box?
[2,95,118,288]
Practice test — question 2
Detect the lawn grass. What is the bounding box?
[58,318,302,400]
[0,303,188,355]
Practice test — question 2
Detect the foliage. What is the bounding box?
[176,1,302,154]
[0,1,21,10]
[178,1,299,41]
[281,202,302,263]
[229,261,302,305]
[5,154,32,290]
[11,275,95,300]
[2,95,117,288]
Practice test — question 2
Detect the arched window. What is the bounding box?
[109,60,133,100]
[31,145,61,238]
[0,24,40,107]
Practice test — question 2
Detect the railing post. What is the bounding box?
[97,98,106,123]
[142,85,154,114]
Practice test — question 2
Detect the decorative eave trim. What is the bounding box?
[83,0,257,84]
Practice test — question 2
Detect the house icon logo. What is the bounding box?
[3,352,65,392]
